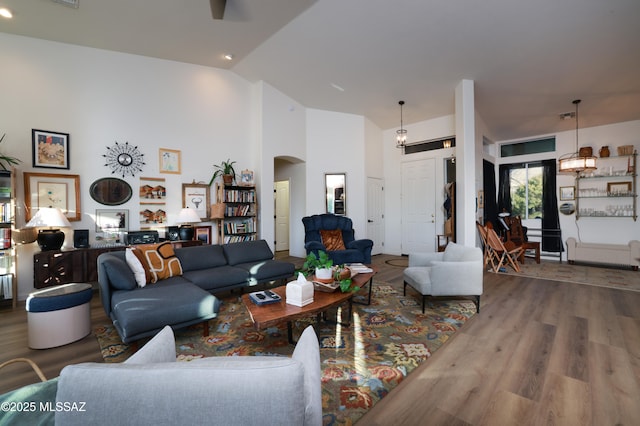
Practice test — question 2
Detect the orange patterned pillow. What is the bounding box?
[320,229,346,251]
[129,242,183,284]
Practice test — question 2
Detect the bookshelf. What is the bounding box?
[216,184,258,243]
[0,170,16,308]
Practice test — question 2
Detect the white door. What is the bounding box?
[367,177,384,255]
[401,159,436,254]
[274,180,290,251]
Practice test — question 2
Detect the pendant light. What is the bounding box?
[558,99,597,173]
[396,100,407,148]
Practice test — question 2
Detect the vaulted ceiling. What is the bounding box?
[2,0,639,141]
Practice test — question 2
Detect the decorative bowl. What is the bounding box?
[334,266,351,281]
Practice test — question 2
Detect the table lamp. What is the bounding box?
[176,208,201,240]
[26,207,72,251]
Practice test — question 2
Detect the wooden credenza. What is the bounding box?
[33,240,202,289]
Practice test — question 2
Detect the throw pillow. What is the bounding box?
[125,248,150,287]
[131,242,183,284]
[102,256,137,290]
[320,229,346,251]
[443,241,465,262]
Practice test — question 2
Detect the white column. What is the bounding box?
[454,80,477,247]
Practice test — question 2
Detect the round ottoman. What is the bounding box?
[26,283,93,349]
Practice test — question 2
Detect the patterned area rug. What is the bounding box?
[95,284,476,425]
[494,259,640,292]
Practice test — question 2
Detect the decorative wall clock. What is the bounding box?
[103,141,145,178]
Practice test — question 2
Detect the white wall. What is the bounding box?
[306,109,368,239]
[256,81,307,255]
[497,120,640,257]
[1,33,255,299]
[364,118,384,179]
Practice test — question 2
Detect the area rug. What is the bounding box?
[95,284,476,425]
[384,258,408,267]
[493,259,640,292]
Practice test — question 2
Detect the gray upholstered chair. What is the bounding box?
[403,242,483,313]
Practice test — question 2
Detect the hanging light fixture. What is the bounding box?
[558,99,597,173]
[396,100,407,149]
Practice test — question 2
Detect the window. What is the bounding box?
[500,138,555,158]
[509,163,543,219]
[404,136,455,154]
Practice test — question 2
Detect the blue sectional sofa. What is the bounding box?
[97,239,296,343]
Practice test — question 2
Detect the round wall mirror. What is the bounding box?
[559,203,575,215]
[90,177,132,206]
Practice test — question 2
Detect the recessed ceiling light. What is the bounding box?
[0,8,13,18]
[224,54,234,61]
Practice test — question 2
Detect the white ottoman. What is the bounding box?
[26,283,93,349]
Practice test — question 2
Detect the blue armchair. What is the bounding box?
[302,214,373,264]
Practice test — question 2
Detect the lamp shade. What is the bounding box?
[176,208,201,225]
[25,208,71,251]
[558,154,597,173]
[26,207,72,228]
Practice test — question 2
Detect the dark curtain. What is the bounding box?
[541,159,562,252]
[483,160,498,225]
[497,164,512,218]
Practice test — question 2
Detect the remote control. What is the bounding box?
[256,293,265,300]
[265,290,278,299]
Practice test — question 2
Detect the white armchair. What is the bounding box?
[403,242,483,313]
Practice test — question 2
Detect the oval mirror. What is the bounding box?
[559,202,575,215]
[90,178,132,206]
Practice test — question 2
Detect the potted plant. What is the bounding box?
[0,134,21,171]
[302,250,333,282]
[208,159,237,186]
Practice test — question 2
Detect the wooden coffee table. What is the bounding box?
[241,266,377,343]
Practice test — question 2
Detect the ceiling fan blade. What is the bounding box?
[210,0,226,20]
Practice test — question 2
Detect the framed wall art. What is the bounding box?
[24,172,81,222]
[96,209,129,233]
[194,225,212,244]
[182,183,210,220]
[239,169,254,186]
[559,186,575,201]
[159,148,181,174]
[607,181,632,195]
[32,129,70,169]
[139,177,166,226]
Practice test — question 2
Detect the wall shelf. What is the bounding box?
[575,152,637,221]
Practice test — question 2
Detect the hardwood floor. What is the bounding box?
[1,254,639,425]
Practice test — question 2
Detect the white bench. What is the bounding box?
[566,237,640,270]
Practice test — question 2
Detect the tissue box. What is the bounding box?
[286,279,314,307]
